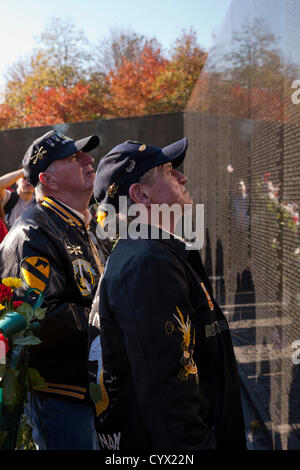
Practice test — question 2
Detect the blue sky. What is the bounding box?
[0,0,232,90]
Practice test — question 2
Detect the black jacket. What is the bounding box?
[88,227,246,450]
[0,196,109,401]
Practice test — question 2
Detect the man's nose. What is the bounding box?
[173,169,187,184]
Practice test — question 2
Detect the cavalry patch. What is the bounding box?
[72,259,96,296]
[173,306,198,383]
[20,256,50,293]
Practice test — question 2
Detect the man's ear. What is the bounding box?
[129,183,151,206]
[39,172,58,191]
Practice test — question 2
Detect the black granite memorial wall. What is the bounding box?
[185,0,300,450]
[0,112,183,175]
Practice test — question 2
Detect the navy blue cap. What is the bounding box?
[22,130,100,186]
[93,137,188,210]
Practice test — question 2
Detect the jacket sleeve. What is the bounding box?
[105,244,217,450]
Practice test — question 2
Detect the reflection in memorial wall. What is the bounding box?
[184,0,300,449]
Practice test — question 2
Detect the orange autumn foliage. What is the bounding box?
[24,83,107,127]
[105,46,168,118]
[0,104,17,129]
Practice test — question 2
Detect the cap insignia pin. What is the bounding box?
[107,183,118,198]
[31,146,47,164]
[67,244,83,255]
[139,144,146,152]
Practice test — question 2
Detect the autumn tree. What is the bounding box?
[104,45,168,117]
[23,83,107,127]
[0,104,16,130]
[37,17,92,87]
[2,17,98,129]
[93,27,162,74]
[149,29,207,113]
[0,22,206,128]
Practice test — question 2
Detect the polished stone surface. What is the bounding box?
[185,0,300,450]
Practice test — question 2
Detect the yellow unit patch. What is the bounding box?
[20,256,50,293]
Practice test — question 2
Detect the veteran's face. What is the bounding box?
[48,151,96,194]
[144,162,193,208]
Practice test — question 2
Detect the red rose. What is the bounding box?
[13,301,24,309]
[0,331,9,358]
[0,284,13,303]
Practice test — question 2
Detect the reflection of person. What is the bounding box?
[234,180,249,229]
[0,130,107,450]
[88,139,246,450]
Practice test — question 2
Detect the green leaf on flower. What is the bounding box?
[2,368,20,405]
[89,381,102,403]
[12,333,41,346]
[15,302,34,322]
[26,368,47,389]
[33,307,47,321]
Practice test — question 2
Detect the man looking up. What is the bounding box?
[88,138,246,451]
[0,130,106,450]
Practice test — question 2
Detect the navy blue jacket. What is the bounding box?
[88,227,246,450]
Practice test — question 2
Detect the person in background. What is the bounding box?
[0,168,35,229]
[0,167,25,240]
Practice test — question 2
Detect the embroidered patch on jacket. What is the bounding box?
[88,336,109,417]
[20,256,50,293]
[72,259,96,296]
[173,306,198,383]
[200,282,214,311]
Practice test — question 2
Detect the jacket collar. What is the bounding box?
[141,224,213,295]
[41,197,85,227]
[128,223,190,258]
